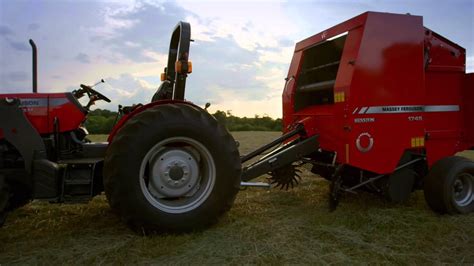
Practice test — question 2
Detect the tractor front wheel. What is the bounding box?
[424,156,474,214]
[103,103,241,232]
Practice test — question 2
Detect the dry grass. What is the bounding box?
[1,132,473,264]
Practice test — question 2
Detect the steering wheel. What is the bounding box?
[80,84,111,103]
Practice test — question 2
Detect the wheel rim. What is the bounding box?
[139,137,216,214]
[452,172,474,207]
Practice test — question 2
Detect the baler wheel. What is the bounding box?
[103,103,241,232]
[424,156,474,214]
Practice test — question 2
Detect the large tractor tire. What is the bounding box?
[0,172,31,227]
[0,174,9,226]
[424,156,474,214]
[103,103,241,232]
[4,170,31,211]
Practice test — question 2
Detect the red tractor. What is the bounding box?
[1,12,473,232]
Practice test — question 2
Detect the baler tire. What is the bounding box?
[423,156,474,214]
[103,103,241,233]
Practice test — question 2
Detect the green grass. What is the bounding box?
[1,132,473,264]
[86,134,108,142]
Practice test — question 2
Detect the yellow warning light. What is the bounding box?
[175,61,192,74]
[411,137,425,147]
[187,61,192,73]
[175,61,182,73]
[334,92,345,103]
[160,73,166,81]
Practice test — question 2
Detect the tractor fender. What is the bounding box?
[108,100,202,143]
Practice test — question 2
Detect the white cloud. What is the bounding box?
[179,1,298,51]
[60,45,169,110]
[204,84,282,118]
[172,1,299,118]
[92,73,157,110]
[255,66,287,95]
[124,41,141,47]
[257,47,294,64]
[85,1,141,39]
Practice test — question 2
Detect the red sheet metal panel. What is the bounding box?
[0,93,86,136]
[464,73,474,148]
[283,11,470,174]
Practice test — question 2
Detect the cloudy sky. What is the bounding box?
[0,0,472,118]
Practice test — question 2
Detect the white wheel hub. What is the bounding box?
[148,149,200,198]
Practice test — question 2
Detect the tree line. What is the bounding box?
[85,109,282,134]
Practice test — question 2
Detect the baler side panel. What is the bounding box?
[336,26,365,164]
[295,12,367,52]
[347,13,425,174]
[464,73,474,149]
[282,51,303,130]
[423,30,467,165]
[284,18,367,162]
[334,27,364,97]
[424,73,464,165]
[295,26,365,161]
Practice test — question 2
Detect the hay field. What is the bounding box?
[0,132,473,264]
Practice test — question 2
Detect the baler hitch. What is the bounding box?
[240,125,319,186]
[240,125,305,164]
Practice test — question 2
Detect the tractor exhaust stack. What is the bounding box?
[29,39,37,93]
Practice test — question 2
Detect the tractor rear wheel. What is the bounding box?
[424,156,474,214]
[103,103,241,232]
[0,171,32,227]
[0,174,8,226]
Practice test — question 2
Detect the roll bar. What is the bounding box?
[164,21,191,100]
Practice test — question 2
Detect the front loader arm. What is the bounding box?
[0,98,47,174]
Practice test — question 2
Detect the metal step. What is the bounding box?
[59,159,102,203]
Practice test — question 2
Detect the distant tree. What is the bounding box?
[209,110,281,132]
[213,110,227,126]
[83,108,282,134]
[84,109,118,134]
